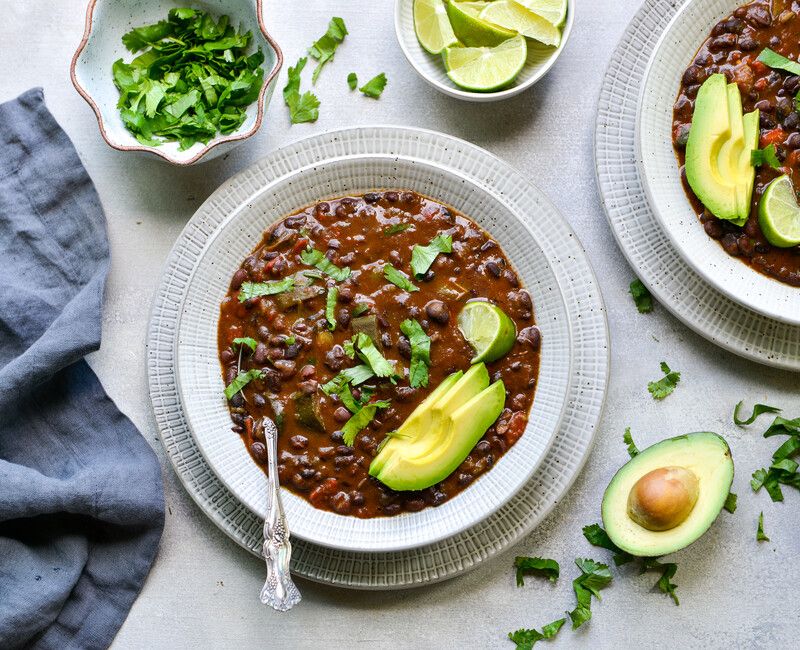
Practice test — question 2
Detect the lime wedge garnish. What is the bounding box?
[455,1,491,17]
[516,0,568,26]
[758,174,800,247]
[443,35,527,91]
[480,0,561,47]
[414,0,459,54]
[446,0,518,47]
[457,301,517,364]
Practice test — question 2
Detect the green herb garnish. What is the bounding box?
[326,286,338,331]
[629,279,653,313]
[341,400,390,445]
[113,8,265,150]
[751,144,782,169]
[581,524,633,566]
[733,401,782,426]
[757,512,769,542]
[384,223,411,236]
[410,233,452,278]
[232,337,258,352]
[285,336,296,345]
[750,414,800,502]
[352,303,370,317]
[223,368,264,400]
[321,364,376,396]
[238,278,295,302]
[567,558,612,629]
[647,361,681,400]
[359,72,388,98]
[300,248,351,281]
[623,427,639,458]
[384,263,419,292]
[641,558,679,606]
[308,17,348,84]
[400,319,431,388]
[352,332,396,378]
[757,47,800,76]
[347,72,358,90]
[723,492,738,513]
[283,57,320,124]
[507,618,566,649]
[514,557,560,586]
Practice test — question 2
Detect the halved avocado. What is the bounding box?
[373,379,505,491]
[601,432,734,557]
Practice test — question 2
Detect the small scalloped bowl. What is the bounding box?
[394,0,573,102]
[71,0,282,165]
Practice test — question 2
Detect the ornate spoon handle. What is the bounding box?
[259,418,301,611]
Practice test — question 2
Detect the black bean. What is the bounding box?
[708,34,737,50]
[760,113,777,129]
[425,299,450,325]
[754,99,774,113]
[299,364,316,380]
[485,261,502,277]
[746,5,772,27]
[381,332,392,348]
[314,202,330,215]
[325,344,346,371]
[457,473,473,486]
[229,393,244,407]
[230,268,248,290]
[721,232,741,256]
[351,492,365,507]
[510,290,533,311]
[674,124,691,148]
[250,442,268,463]
[289,435,308,450]
[298,379,317,394]
[784,112,800,130]
[738,235,756,257]
[257,325,271,341]
[330,491,352,514]
[220,349,235,364]
[475,440,491,454]
[336,308,351,328]
[334,406,351,423]
[422,269,435,282]
[364,192,381,204]
[253,393,266,408]
[404,499,426,512]
[274,360,296,379]
[384,191,399,203]
[682,65,705,85]
[511,393,527,411]
[253,342,268,364]
[517,326,542,351]
[267,346,284,361]
[787,133,800,150]
[283,214,307,229]
[262,369,283,393]
[738,35,758,51]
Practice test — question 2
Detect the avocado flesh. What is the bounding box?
[685,74,755,225]
[373,379,506,491]
[737,109,760,222]
[601,432,734,557]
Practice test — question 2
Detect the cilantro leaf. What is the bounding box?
[751,144,782,169]
[723,492,738,513]
[581,524,634,566]
[757,512,770,542]
[347,72,358,90]
[238,278,295,302]
[321,364,375,396]
[641,558,679,606]
[308,17,348,84]
[224,369,264,400]
[325,286,338,331]
[384,223,411,235]
[283,57,320,124]
[623,427,639,458]
[733,401,782,426]
[341,400,389,445]
[629,279,653,313]
[384,263,419,292]
[352,332,396,378]
[400,319,431,389]
[507,618,565,649]
[567,558,612,629]
[513,556,560,586]
[352,303,370,317]
[763,416,800,438]
[757,47,800,75]
[300,248,351,281]
[647,361,681,400]
[359,72,388,98]
[231,337,258,352]
[410,233,452,278]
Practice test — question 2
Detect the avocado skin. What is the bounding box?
[601,432,734,557]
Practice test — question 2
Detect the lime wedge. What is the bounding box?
[758,174,800,248]
[443,35,527,91]
[517,0,568,26]
[455,1,492,17]
[457,301,517,364]
[446,0,518,47]
[480,0,561,46]
[414,0,459,54]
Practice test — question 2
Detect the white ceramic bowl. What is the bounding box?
[174,135,573,552]
[394,0,573,102]
[637,0,800,325]
[71,0,282,165]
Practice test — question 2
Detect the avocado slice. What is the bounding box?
[601,432,734,557]
[736,109,760,221]
[373,379,506,491]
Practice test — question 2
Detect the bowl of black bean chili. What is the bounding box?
[636,0,800,324]
[175,152,572,551]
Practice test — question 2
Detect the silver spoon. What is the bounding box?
[258,417,301,611]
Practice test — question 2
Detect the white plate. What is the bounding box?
[175,144,574,552]
[637,0,800,325]
[148,126,609,587]
[596,0,800,370]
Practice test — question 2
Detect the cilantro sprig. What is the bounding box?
[308,17,348,84]
[757,512,769,542]
[508,619,565,650]
[238,278,295,302]
[400,319,431,388]
[733,401,781,426]
[623,427,639,458]
[384,264,419,293]
[647,361,681,400]
[567,558,612,629]
[629,279,653,313]
[410,233,452,278]
[300,247,351,281]
[341,400,390,445]
[224,368,264,400]
[514,557,560,586]
[750,415,800,502]
[359,72,388,98]
[751,144,782,170]
[283,57,320,124]
[325,286,338,331]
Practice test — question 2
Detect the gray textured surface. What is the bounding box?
[1,0,798,647]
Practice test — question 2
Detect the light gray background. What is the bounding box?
[2,1,799,648]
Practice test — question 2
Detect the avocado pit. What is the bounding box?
[627,466,700,532]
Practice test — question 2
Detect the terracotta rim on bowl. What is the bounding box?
[69,0,283,166]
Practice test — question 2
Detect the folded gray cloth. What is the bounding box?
[0,89,164,649]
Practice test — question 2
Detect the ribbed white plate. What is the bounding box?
[596,0,800,371]
[148,126,609,586]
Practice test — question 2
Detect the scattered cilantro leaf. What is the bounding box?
[384,263,419,292]
[734,401,782,426]
[750,414,800,502]
[300,248,351,281]
[359,72,387,98]
[410,233,452,278]
[308,17,348,84]
[641,558,679,606]
[647,361,681,400]
[581,524,634,566]
[238,278,295,302]
[285,336,296,346]
[507,618,565,649]
[352,303,370,317]
[352,332,396,378]
[751,144,782,169]
[326,286,338,331]
[514,557,560,586]
[224,369,264,400]
[567,558,612,629]
[283,57,320,124]
[347,72,358,90]
[763,416,800,438]
[232,337,257,352]
[400,319,431,389]
[629,279,653,313]
[341,400,390,445]
[757,47,800,75]
[723,492,738,513]
[623,427,639,458]
[384,223,411,236]
[757,512,769,542]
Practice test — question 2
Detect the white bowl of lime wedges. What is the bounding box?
[395,0,573,101]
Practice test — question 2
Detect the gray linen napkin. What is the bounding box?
[0,89,164,650]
